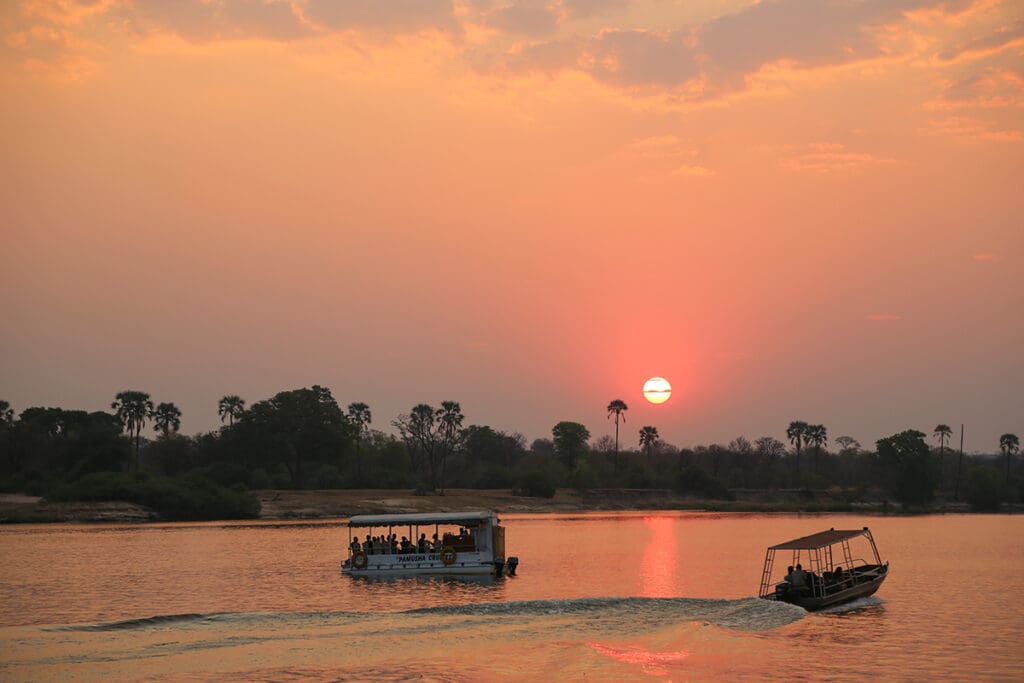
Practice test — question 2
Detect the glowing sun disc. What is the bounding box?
[643,377,672,404]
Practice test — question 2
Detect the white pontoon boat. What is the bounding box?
[341,511,517,577]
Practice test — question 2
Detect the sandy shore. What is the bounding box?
[1,488,933,523]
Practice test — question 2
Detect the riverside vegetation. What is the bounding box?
[0,390,1019,522]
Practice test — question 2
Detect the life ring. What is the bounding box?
[440,546,457,566]
[352,551,368,569]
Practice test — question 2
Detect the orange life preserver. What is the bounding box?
[352,551,368,569]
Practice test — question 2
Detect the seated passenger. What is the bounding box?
[418,533,429,553]
[790,564,807,593]
[832,566,844,585]
[432,533,442,552]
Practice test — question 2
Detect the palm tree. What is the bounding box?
[218,395,246,427]
[806,424,827,474]
[607,399,628,472]
[934,424,952,457]
[153,402,182,438]
[1000,433,1020,482]
[639,426,659,457]
[112,390,154,470]
[786,420,809,481]
[348,402,372,485]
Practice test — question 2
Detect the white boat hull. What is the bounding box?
[342,551,498,576]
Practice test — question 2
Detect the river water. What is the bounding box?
[1,512,1021,681]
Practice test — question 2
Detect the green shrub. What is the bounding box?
[49,471,261,521]
[966,467,1003,512]
[515,469,556,498]
[674,465,733,500]
[191,462,251,488]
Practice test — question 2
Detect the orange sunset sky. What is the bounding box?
[2,0,1021,452]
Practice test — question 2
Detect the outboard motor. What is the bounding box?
[493,557,505,577]
[506,556,518,576]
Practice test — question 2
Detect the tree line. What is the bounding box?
[0,391,1019,517]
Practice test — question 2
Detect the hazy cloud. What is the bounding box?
[778,143,897,173]
[929,68,1024,110]
[484,0,560,36]
[936,19,1024,62]
[303,0,458,34]
[972,253,1001,262]
[920,116,1024,141]
[125,0,310,42]
[580,29,699,88]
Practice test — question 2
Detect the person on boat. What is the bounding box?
[365,534,374,554]
[432,533,442,552]
[832,566,844,586]
[790,564,807,593]
[350,538,362,553]
[417,533,429,553]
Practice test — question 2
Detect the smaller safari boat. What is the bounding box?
[758,527,889,611]
[341,511,517,577]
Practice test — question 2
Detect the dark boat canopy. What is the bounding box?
[347,511,496,528]
[769,528,871,551]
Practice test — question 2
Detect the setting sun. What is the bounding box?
[643,378,672,405]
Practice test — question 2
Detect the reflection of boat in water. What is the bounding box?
[758,527,889,611]
[341,511,518,577]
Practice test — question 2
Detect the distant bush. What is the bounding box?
[674,465,733,500]
[0,469,57,496]
[310,464,344,489]
[515,469,556,499]
[966,467,1003,512]
[190,462,251,488]
[475,465,512,489]
[49,471,261,521]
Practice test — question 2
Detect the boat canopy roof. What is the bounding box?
[769,528,871,551]
[347,511,497,528]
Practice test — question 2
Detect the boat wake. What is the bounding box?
[815,596,884,614]
[54,597,806,635]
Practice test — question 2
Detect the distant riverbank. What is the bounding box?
[2,488,993,523]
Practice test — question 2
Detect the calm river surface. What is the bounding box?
[1,512,1022,681]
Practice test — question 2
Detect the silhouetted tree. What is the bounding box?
[806,424,827,474]
[218,395,246,427]
[552,421,590,472]
[393,401,464,491]
[1000,433,1019,482]
[153,402,182,438]
[786,420,808,481]
[835,435,860,453]
[0,401,13,427]
[933,424,952,457]
[876,430,940,507]
[639,426,659,457]
[606,399,628,472]
[241,385,350,488]
[347,402,371,485]
[112,391,154,471]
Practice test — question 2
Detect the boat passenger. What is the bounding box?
[365,534,374,554]
[432,533,442,552]
[400,536,412,552]
[832,566,844,586]
[790,564,807,593]
[350,538,362,553]
[418,533,429,553]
